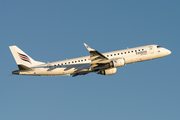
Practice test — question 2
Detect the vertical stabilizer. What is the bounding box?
[9,45,44,68]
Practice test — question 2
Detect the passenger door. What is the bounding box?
[149,46,154,54]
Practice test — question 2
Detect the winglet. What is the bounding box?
[84,43,95,51]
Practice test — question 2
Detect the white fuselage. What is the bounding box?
[17,45,171,76]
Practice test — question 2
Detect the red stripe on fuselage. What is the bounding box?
[141,53,147,55]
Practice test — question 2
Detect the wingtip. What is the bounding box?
[83,43,94,51]
[83,43,89,48]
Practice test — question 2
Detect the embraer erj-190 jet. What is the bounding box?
[9,44,171,77]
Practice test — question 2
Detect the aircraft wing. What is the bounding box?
[72,72,89,77]
[84,43,110,64]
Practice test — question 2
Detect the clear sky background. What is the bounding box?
[1,0,180,120]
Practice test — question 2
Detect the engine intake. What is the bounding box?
[109,58,125,68]
[97,68,117,76]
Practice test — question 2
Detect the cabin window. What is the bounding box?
[78,60,80,62]
[68,62,70,64]
[65,63,67,65]
[139,49,140,51]
[142,49,144,51]
[121,53,123,54]
[61,63,63,65]
[84,59,86,61]
[114,54,116,56]
[128,51,130,53]
[81,60,83,62]
[111,54,112,56]
[124,52,126,54]
[118,53,119,55]
[131,51,133,53]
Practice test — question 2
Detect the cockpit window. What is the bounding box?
[157,46,162,48]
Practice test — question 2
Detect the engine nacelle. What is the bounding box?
[109,58,125,68]
[97,68,117,76]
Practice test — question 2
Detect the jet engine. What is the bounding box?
[109,58,125,68]
[91,58,125,72]
[97,68,117,76]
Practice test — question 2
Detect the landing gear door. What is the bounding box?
[149,46,154,54]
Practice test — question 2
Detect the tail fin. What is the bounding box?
[9,45,45,68]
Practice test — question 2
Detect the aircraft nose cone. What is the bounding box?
[167,49,171,55]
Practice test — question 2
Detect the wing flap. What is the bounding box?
[72,72,89,77]
[96,60,111,64]
[88,55,99,60]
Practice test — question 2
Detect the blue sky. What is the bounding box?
[1,0,180,120]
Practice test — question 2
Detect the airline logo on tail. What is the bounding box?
[18,53,31,64]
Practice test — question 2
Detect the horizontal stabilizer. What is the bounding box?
[18,64,33,71]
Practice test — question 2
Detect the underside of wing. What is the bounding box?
[71,72,90,77]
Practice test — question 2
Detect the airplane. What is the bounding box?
[9,43,171,77]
